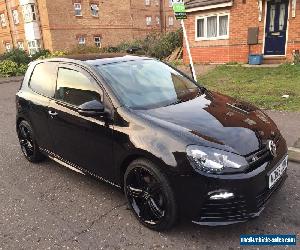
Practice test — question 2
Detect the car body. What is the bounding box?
[16,55,288,230]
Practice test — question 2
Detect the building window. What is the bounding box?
[23,4,37,22]
[78,36,86,45]
[196,13,229,40]
[17,41,24,50]
[146,16,152,26]
[5,43,11,52]
[155,0,159,6]
[74,3,82,16]
[91,4,99,17]
[156,16,160,25]
[145,0,150,6]
[12,10,19,25]
[0,13,7,27]
[28,39,41,55]
[168,16,174,26]
[94,37,101,47]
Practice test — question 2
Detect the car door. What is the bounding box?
[24,62,58,153]
[48,63,114,180]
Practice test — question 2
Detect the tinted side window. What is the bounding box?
[56,68,102,106]
[29,62,57,97]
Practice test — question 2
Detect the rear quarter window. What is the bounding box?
[29,62,57,98]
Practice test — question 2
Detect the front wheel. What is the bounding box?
[124,159,178,231]
[17,120,45,163]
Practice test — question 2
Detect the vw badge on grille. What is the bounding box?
[267,140,277,157]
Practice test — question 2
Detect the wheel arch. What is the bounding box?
[119,150,169,187]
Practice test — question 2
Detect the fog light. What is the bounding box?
[209,191,234,200]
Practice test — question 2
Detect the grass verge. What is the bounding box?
[198,64,300,111]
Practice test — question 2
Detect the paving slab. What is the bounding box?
[266,110,300,147]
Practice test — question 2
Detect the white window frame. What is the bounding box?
[78,36,86,45]
[74,3,82,16]
[5,43,11,52]
[28,39,41,55]
[146,16,152,26]
[22,4,37,23]
[12,10,20,25]
[195,12,230,41]
[168,16,174,26]
[156,16,160,25]
[0,13,7,27]
[145,0,151,6]
[17,41,24,50]
[94,36,101,47]
[91,4,99,17]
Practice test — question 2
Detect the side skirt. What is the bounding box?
[40,147,121,189]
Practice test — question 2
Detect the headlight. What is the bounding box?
[186,145,248,174]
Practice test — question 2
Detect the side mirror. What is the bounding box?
[78,100,105,117]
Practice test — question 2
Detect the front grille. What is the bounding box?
[246,134,282,160]
[245,134,283,172]
[246,148,271,172]
[198,196,253,222]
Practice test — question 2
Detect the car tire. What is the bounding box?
[124,158,178,231]
[17,120,46,163]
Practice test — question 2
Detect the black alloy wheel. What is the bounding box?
[17,120,45,162]
[124,159,177,231]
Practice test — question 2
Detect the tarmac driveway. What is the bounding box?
[0,80,299,249]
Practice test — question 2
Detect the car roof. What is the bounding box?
[42,53,151,66]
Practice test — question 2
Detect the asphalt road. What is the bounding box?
[0,80,299,250]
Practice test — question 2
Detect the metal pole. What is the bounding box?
[181,19,197,82]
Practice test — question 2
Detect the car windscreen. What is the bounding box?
[94,59,201,110]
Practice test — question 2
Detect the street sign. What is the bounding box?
[171,0,187,20]
[175,12,187,20]
[171,0,197,81]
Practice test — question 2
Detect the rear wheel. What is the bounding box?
[17,120,45,163]
[124,159,178,231]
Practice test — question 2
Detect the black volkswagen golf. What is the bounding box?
[16,55,288,231]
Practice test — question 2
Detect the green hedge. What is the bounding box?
[101,29,183,59]
[69,29,183,60]
[0,49,64,77]
[0,60,27,77]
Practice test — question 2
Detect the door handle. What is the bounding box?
[48,110,58,116]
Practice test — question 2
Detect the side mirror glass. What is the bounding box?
[78,100,105,117]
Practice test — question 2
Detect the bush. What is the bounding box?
[17,63,28,75]
[99,29,183,59]
[0,49,31,65]
[30,49,51,61]
[38,50,67,59]
[292,50,300,64]
[69,45,102,54]
[146,29,183,59]
[0,60,27,77]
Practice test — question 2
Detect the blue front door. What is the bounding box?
[264,0,289,55]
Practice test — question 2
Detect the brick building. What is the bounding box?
[183,0,300,63]
[0,0,180,54]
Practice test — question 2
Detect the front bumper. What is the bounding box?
[192,170,287,226]
[172,151,288,226]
